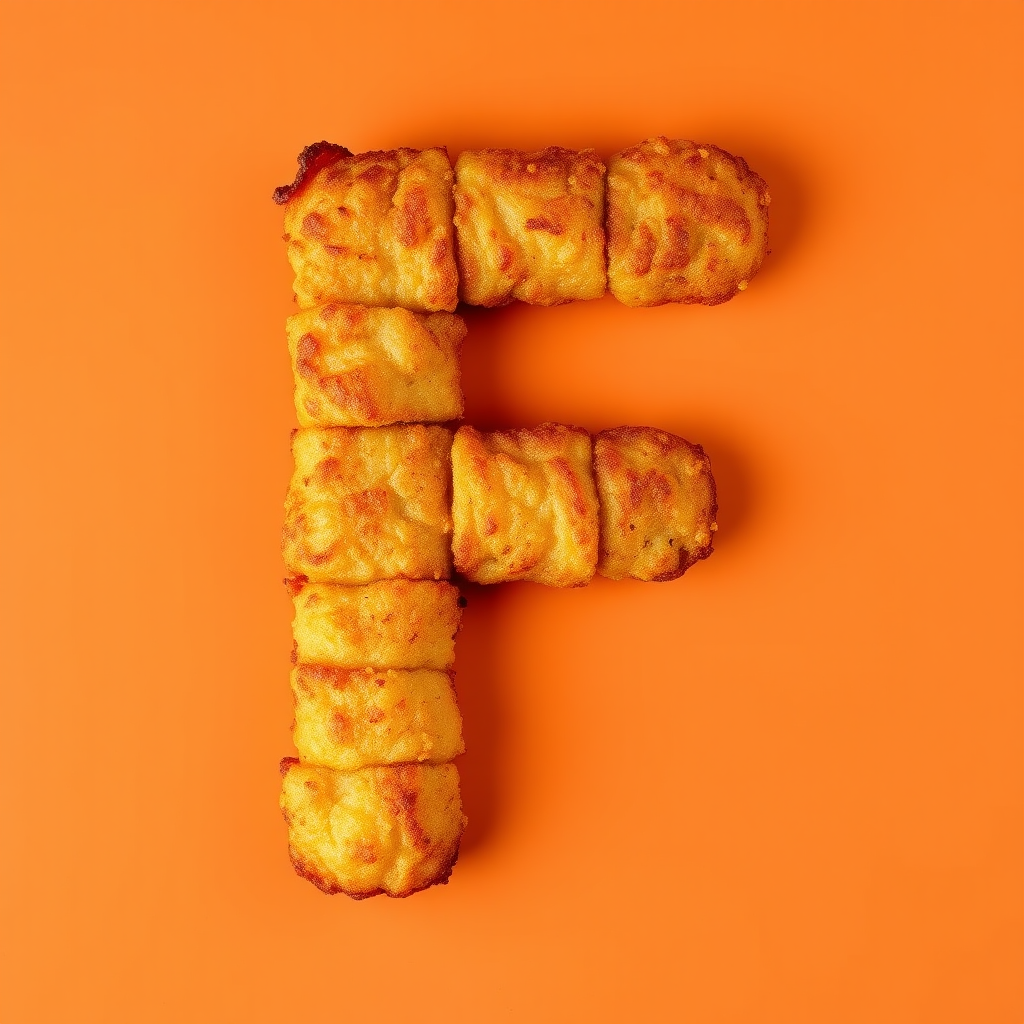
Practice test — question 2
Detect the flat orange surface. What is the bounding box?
[1,2,1022,1022]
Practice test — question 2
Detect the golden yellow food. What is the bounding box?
[275,143,459,312]
[280,759,465,898]
[273,136,743,900]
[451,422,599,586]
[594,426,718,581]
[288,303,465,427]
[606,137,770,306]
[291,664,464,771]
[290,579,461,670]
[453,147,606,306]
[283,425,453,583]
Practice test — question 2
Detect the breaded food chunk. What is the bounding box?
[291,665,464,771]
[275,142,458,313]
[451,423,599,586]
[453,147,607,306]
[287,303,465,427]
[290,580,461,670]
[607,138,770,306]
[283,425,453,584]
[594,426,718,581]
[280,759,465,898]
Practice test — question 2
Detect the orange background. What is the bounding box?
[1,2,1022,1022]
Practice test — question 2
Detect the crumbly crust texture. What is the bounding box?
[283,425,453,584]
[606,137,770,306]
[453,147,607,306]
[287,303,465,427]
[451,423,599,586]
[291,665,464,772]
[594,426,718,581]
[290,580,461,670]
[280,146,459,312]
[280,760,466,898]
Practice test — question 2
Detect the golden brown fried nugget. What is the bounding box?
[453,147,606,306]
[290,580,461,670]
[607,138,770,306]
[283,425,453,583]
[451,423,599,586]
[275,142,458,312]
[288,303,465,427]
[291,665,464,771]
[280,759,465,898]
[594,426,717,581]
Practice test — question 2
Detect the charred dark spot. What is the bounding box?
[524,215,563,235]
[457,595,468,608]
[283,575,308,596]
[357,164,391,185]
[301,212,328,239]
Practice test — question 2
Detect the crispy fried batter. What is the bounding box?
[280,759,465,899]
[607,138,770,306]
[278,145,458,312]
[291,580,461,670]
[283,425,453,583]
[594,426,717,581]
[288,303,465,427]
[291,665,464,771]
[453,147,607,306]
[451,423,599,586]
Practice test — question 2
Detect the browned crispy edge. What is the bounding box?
[645,470,718,581]
[273,141,354,205]
[278,757,461,899]
[652,438,718,580]
[593,426,719,582]
[607,140,770,306]
[287,845,460,900]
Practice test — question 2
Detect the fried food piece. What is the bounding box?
[290,580,461,670]
[594,426,717,581]
[287,303,465,427]
[291,665,464,772]
[451,423,599,586]
[453,147,606,306]
[280,759,465,898]
[606,138,770,306]
[283,425,453,584]
[275,143,458,313]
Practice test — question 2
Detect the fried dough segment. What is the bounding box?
[280,760,466,899]
[283,425,453,583]
[451,423,599,586]
[594,426,717,581]
[288,304,465,427]
[607,138,770,306]
[453,147,607,306]
[291,665,464,771]
[277,145,458,312]
[291,580,461,670]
